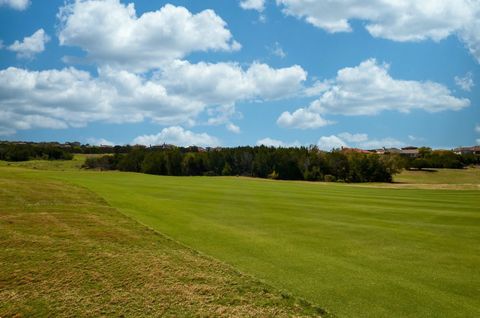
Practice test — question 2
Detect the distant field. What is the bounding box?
[0,154,90,171]
[395,167,480,185]
[1,160,479,317]
[0,168,324,317]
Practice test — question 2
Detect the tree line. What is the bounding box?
[2,141,478,183]
[83,146,404,183]
[403,148,479,169]
[0,143,73,161]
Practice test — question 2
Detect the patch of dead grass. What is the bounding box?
[0,174,327,317]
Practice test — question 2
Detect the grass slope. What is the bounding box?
[0,154,94,171]
[0,168,325,317]
[395,167,480,185]
[14,166,476,318]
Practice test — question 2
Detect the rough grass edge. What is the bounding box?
[46,175,335,318]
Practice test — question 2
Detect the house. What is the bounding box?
[400,147,419,158]
[384,148,402,154]
[453,146,480,155]
[369,149,385,155]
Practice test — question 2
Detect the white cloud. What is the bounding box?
[257,137,301,147]
[407,135,425,143]
[270,42,286,58]
[0,66,203,135]
[317,135,347,151]
[0,0,29,10]
[58,1,240,71]
[0,58,306,135]
[133,126,220,147]
[158,60,307,105]
[358,138,405,149]
[8,29,50,59]
[276,0,480,62]
[316,133,405,151]
[226,123,241,134]
[86,137,114,146]
[475,124,480,133]
[455,72,474,92]
[240,0,265,12]
[312,59,470,115]
[280,59,469,129]
[477,139,480,145]
[338,132,368,143]
[303,80,329,97]
[0,110,68,136]
[277,108,331,129]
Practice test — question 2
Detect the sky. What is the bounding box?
[0,0,479,149]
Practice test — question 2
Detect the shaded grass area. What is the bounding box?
[40,171,479,318]
[0,169,326,317]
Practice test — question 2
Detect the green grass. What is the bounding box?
[395,167,480,185]
[2,161,479,317]
[0,154,89,171]
[0,168,326,317]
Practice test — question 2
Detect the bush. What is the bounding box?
[0,143,73,162]
[324,175,336,182]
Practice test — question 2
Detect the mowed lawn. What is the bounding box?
[0,168,325,317]
[395,167,480,185]
[16,166,477,318]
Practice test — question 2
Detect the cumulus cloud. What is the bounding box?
[226,123,241,134]
[86,137,114,146]
[455,72,474,92]
[0,66,203,135]
[276,0,480,62]
[277,108,331,129]
[0,110,68,136]
[358,138,405,149]
[133,126,220,147]
[0,0,29,10]
[58,1,240,71]
[303,80,329,97]
[240,0,265,12]
[476,124,480,133]
[312,59,470,115]
[338,132,368,143]
[257,137,301,147]
[279,59,469,129]
[317,133,405,151]
[158,60,307,105]
[317,135,347,151]
[8,29,50,59]
[0,56,307,135]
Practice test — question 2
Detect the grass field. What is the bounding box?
[0,154,97,171]
[0,168,325,317]
[395,167,480,185]
[2,160,479,317]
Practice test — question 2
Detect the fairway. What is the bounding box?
[6,164,478,318]
[395,167,480,186]
[0,168,324,317]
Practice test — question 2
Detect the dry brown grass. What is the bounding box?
[0,175,326,318]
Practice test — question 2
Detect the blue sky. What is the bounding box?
[0,0,479,149]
